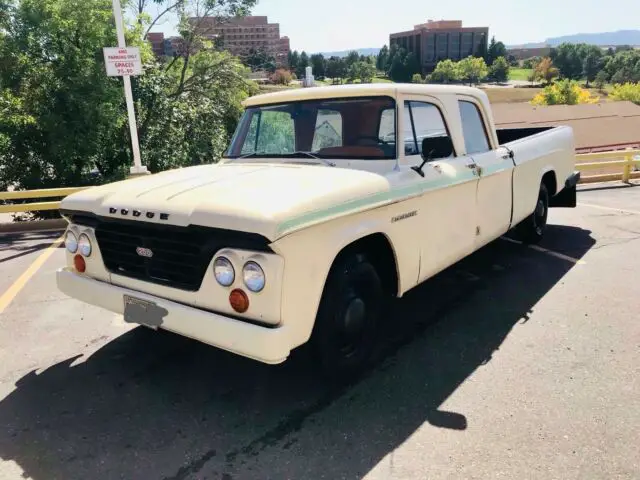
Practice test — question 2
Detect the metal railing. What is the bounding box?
[1,149,639,215]
[0,187,91,214]
[575,149,640,184]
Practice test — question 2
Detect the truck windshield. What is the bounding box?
[224,96,397,161]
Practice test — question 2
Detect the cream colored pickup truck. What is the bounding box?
[57,84,580,378]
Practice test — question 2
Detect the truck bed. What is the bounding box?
[496,127,555,146]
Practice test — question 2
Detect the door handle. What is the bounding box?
[465,162,482,176]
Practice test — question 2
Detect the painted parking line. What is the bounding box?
[0,235,64,315]
[499,236,586,265]
[577,203,640,215]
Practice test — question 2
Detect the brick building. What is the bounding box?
[147,32,166,57]
[390,20,489,73]
[189,16,290,67]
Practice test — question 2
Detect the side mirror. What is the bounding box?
[421,136,454,161]
[411,136,454,178]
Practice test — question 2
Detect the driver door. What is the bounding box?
[402,98,480,282]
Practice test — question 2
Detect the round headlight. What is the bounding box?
[243,261,265,292]
[78,234,92,257]
[65,231,78,254]
[213,256,235,286]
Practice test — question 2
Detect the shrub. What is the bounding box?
[609,83,640,104]
[412,73,424,83]
[270,69,293,85]
[531,79,600,105]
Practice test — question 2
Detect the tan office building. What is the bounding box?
[390,20,489,72]
[189,16,290,67]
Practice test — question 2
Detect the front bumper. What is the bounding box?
[56,268,291,364]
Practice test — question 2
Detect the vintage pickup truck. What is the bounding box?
[57,84,579,377]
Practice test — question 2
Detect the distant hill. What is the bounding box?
[317,48,380,58]
[509,30,640,49]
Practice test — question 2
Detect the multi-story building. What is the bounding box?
[189,16,290,67]
[390,20,489,73]
[147,32,166,57]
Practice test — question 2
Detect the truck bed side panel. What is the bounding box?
[504,126,575,226]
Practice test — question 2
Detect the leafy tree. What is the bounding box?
[531,79,599,105]
[428,59,460,84]
[348,61,376,83]
[603,49,640,84]
[523,57,541,69]
[594,70,608,91]
[296,51,309,78]
[376,45,389,72]
[489,56,510,83]
[534,57,559,84]
[582,45,604,87]
[288,50,299,72]
[411,73,423,83]
[245,48,276,73]
[486,36,507,65]
[310,53,326,79]
[551,43,593,80]
[326,56,347,84]
[457,56,488,85]
[0,0,257,200]
[270,68,292,85]
[345,50,360,67]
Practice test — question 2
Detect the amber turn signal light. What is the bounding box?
[229,288,249,313]
[73,254,86,273]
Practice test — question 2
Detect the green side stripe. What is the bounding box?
[275,170,478,237]
[275,162,515,237]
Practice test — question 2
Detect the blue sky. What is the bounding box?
[152,0,640,53]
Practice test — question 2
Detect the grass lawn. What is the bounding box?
[509,68,533,81]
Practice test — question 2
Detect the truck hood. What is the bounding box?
[61,162,392,241]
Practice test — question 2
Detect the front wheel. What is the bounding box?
[517,182,549,244]
[311,254,383,381]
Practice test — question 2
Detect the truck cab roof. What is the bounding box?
[242,83,490,107]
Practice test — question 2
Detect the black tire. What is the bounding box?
[517,182,549,244]
[312,253,383,381]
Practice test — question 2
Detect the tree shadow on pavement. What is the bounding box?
[0,225,595,480]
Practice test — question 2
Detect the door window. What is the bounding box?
[458,100,491,154]
[404,100,452,158]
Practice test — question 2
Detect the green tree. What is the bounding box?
[345,50,360,67]
[245,48,276,72]
[296,51,309,78]
[594,70,608,91]
[349,61,376,83]
[486,36,507,65]
[428,59,460,84]
[582,45,604,87]
[489,56,510,83]
[377,45,389,72]
[288,50,299,72]
[0,0,257,198]
[310,53,326,79]
[326,56,346,84]
[550,43,587,79]
[458,56,488,85]
[411,73,423,83]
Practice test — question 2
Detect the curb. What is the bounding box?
[0,219,68,234]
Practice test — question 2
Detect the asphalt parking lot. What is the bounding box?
[1,182,639,480]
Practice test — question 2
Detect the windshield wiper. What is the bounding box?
[283,152,336,167]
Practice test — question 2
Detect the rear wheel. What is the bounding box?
[517,182,549,244]
[312,253,383,381]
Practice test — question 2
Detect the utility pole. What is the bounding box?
[110,0,149,177]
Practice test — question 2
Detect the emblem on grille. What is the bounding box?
[136,247,154,258]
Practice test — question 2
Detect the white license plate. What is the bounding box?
[123,295,166,329]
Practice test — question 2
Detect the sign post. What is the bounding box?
[108,0,148,177]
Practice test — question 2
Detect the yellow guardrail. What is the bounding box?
[0,149,639,214]
[575,149,640,184]
[0,187,91,214]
